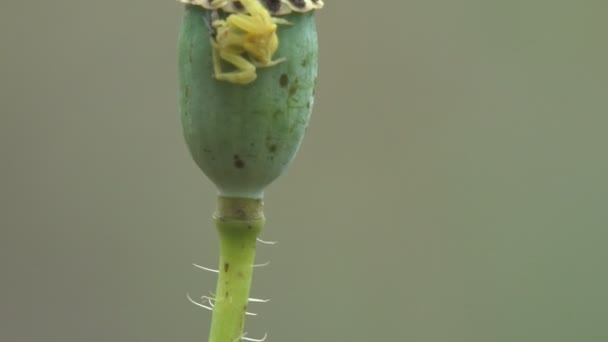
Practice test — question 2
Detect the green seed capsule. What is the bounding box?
[178,4,319,199]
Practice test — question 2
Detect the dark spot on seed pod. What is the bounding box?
[273,110,283,119]
[306,102,310,109]
[301,59,309,67]
[250,142,255,147]
[268,144,277,153]
[233,154,245,169]
[289,78,299,96]
[224,263,229,272]
[247,224,252,229]
[225,291,229,299]
[238,271,244,278]
[279,74,289,88]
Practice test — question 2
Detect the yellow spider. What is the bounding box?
[209,0,290,84]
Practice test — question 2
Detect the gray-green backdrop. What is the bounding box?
[1,1,607,341]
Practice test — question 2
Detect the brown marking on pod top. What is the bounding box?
[179,0,324,15]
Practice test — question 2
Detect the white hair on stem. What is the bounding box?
[186,293,213,311]
[201,295,215,307]
[256,238,278,245]
[234,332,268,342]
[248,297,270,303]
[252,261,271,268]
[192,263,219,273]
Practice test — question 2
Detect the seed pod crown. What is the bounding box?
[178,0,324,15]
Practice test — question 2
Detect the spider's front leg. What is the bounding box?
[251,56,286,68]
[272,17,292,26]
[211,43,257,84]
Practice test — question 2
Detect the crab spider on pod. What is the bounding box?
[177,1,324,341]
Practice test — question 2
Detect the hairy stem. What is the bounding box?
[209,197,264,342]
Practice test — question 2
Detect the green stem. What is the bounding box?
[209,197,264,342]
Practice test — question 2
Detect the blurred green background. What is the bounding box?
[1,1,607,341]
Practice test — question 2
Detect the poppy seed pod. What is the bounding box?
[178,0,322,199]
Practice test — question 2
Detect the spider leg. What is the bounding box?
[211,39,224,79]
[212,19,227,28]
[251,56,286,68]
[214,48,257,84]
[272,17,292,26]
